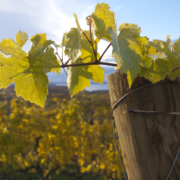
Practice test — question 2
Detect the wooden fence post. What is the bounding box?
[107,70,180,180]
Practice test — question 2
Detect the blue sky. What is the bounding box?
[0,0,179,90]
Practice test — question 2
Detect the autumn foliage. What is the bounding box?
[0,95,124,180]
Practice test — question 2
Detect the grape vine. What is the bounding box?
[0,2,180,107]
[0,97,123,180]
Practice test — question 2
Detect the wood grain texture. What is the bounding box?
[107,70,180,180]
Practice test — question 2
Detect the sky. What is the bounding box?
[0,0,180,90]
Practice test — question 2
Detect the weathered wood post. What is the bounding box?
[107,70,180,180]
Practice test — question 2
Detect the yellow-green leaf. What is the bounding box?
[87,65,104,84]
[140,53,171,83]
[0,32,60,107]
[91,2,116,42]
[74,13,81,31]
[67,59,92,97]
[16,30,28,48]
[116,24,145,88]
[65,13,81,63]
[108,27,123,68]
[65,28,81,62]
[80,30,100,62]
[0,39,26,58]
[174,38,180,55]
[61,32,68,46]
[152,39,180,80]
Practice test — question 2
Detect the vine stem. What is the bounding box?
[99,43,112,62]
[89,16,92,43]
[55,52,67,75]
[55,52,62,63]
[62,61,116,67]
[81,20,97,62]
[53,61,117,68]
[65,58,70,65]
[81,30,91,43]
[172,67,180,72]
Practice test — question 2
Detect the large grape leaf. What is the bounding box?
[109,24,145,88]
[0,31,60,107]
[67,30,104,96]
[87,65,104,84]
[43,57,61,75]
[91,2,116,42]
[140,52,171,83]
[74,13,81,31]
[67,61,104,97]
[61,32,68,46]
[28,34,61,75]
[108,27,123,68]
[65,13,81,62]
[118,23,141,39]
[152,38,180,80]
[29,34,53,54]
[0,38,27,59]
[67,59,92,96]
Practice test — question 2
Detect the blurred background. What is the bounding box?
[0,0,179,179]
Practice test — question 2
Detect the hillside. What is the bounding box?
[0,84,109,96]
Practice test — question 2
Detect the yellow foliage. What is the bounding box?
[0,97,123,179]
[81,167,86,173]
[86,164,92,171]
[100,163,105,169]
[78,159,84,166]
[41,158,45,164]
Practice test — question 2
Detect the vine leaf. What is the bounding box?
[87,65,104,84]
[61,32,68,46]
[140,52,171,83]
[0,31,60,107]
[91,2,116,42]
[67,59,104,97]
[168,38,180,79]
[65,13,81,62]
[16,30,28,48]
[174,37,180,53]
[74,12,81,31]
[80,30,104,84]
[67,30,104,96]
[109,23,145,88]
[67,59,92,97]
[152,38,180,80]
[0,38,27,58]
[80,30,97,62]
[108,27,123,68]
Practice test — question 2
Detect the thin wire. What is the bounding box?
[128,107,180,115]
[166,146,180,180]
[112,80,169,110]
